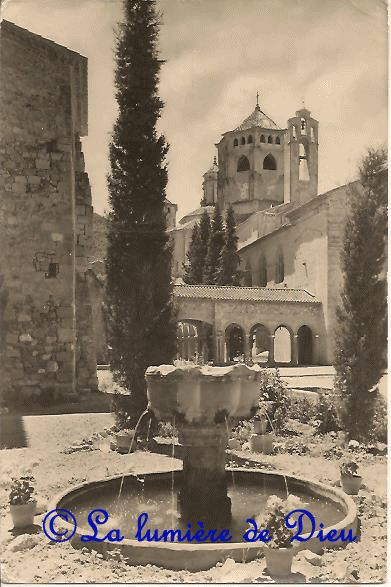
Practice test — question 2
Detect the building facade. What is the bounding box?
[171,100,356,365]
[0,21,98,405]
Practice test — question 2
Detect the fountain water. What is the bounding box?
[51,363,358,571]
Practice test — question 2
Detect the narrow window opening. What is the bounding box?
[260,135,265,143]
[45,262,59,279]
[234,138,238,147]
[275,136,281,145]
[237,155,250,172]
[241,136,246,145]
[247,135,253,144]
[263,154,276,170]
[268,135,273,144]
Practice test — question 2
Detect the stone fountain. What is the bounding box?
[145,363,263,527]
[51,363,358,571]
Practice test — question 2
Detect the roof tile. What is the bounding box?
[174,284,320,304]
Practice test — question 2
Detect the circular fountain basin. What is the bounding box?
[49,469,357,571]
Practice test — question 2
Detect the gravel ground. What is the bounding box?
[0,412,387,583]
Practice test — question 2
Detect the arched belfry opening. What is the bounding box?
[299,142,310,180]
[237,155,250,172]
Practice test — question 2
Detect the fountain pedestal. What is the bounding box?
[145,363,262,526]
[178,424,231,526]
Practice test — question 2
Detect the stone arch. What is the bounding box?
[247,135,253,144]
[259,254,267,287]
[275,136,281,145]
[237,155,250,172]
[241,136,246,145]
[233,138,238,147]
[249,323,270,363]
[225,323,244,363]
[267,135,273,144]
[260,134,265,143]
[298,325,313,365]
[274,325,292,364]
[263,154,277,170]
[177,320,213,363]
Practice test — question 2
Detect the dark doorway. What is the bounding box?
[298,325,313,365]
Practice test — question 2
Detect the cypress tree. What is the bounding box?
[183,223,201,284]
[215,205,241,285]
[203,204,224,284]
[198,209,211,281]
[334,148,387,441]
[183,210,211,284]
[106,0,176,426]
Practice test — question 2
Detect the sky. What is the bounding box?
[2,0,388,218]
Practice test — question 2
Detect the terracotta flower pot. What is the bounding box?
[253,419,267,435]
[10,500,37,529]
[265,546,294,577]
[115,430,136,453]
[340,474,362,495]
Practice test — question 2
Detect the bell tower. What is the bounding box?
[288,107,318,205]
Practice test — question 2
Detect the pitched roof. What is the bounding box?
[233,105,282,132]
[174,284,320,304]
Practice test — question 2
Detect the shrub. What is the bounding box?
[258,369,290,433]
[368,391,387,443]
[287,396,317,424]
[314,393,340,434]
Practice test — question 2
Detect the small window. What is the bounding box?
[275,136,281,145]
[237,155,250,172]
[241,136,246,145]
[234,138,238,147]
[301,118,306,131]
[268,135,273,144]
[263,154,276,170]
[45,262,59,279]
[260,135,265,143]
[247,135,253,144]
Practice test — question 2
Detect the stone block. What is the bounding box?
[6,347,21,358]
[35,158,51,170]
[6,333,19,345]
[17,313,31,322]
[58,328,74,342]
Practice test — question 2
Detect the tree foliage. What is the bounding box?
[182,209,211,284]
[203,204,225,284]
[106,0,176,426]
[334,148,387,441]
[215,205,241,285]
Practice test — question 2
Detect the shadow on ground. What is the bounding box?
[0,414,28,449]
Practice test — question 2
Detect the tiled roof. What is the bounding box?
[174,284,320,304]
[233,105,281,132]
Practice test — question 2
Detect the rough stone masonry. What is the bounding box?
[0,21,98,405]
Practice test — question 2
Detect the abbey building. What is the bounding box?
[171,100,357,366]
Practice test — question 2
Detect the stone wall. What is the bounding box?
[0,21,97,405]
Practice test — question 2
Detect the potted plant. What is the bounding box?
[115,428,136,453]
[254,494,301,577]
[9,475,37,528]
[252,404,269,435]
[340,460,362,495]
